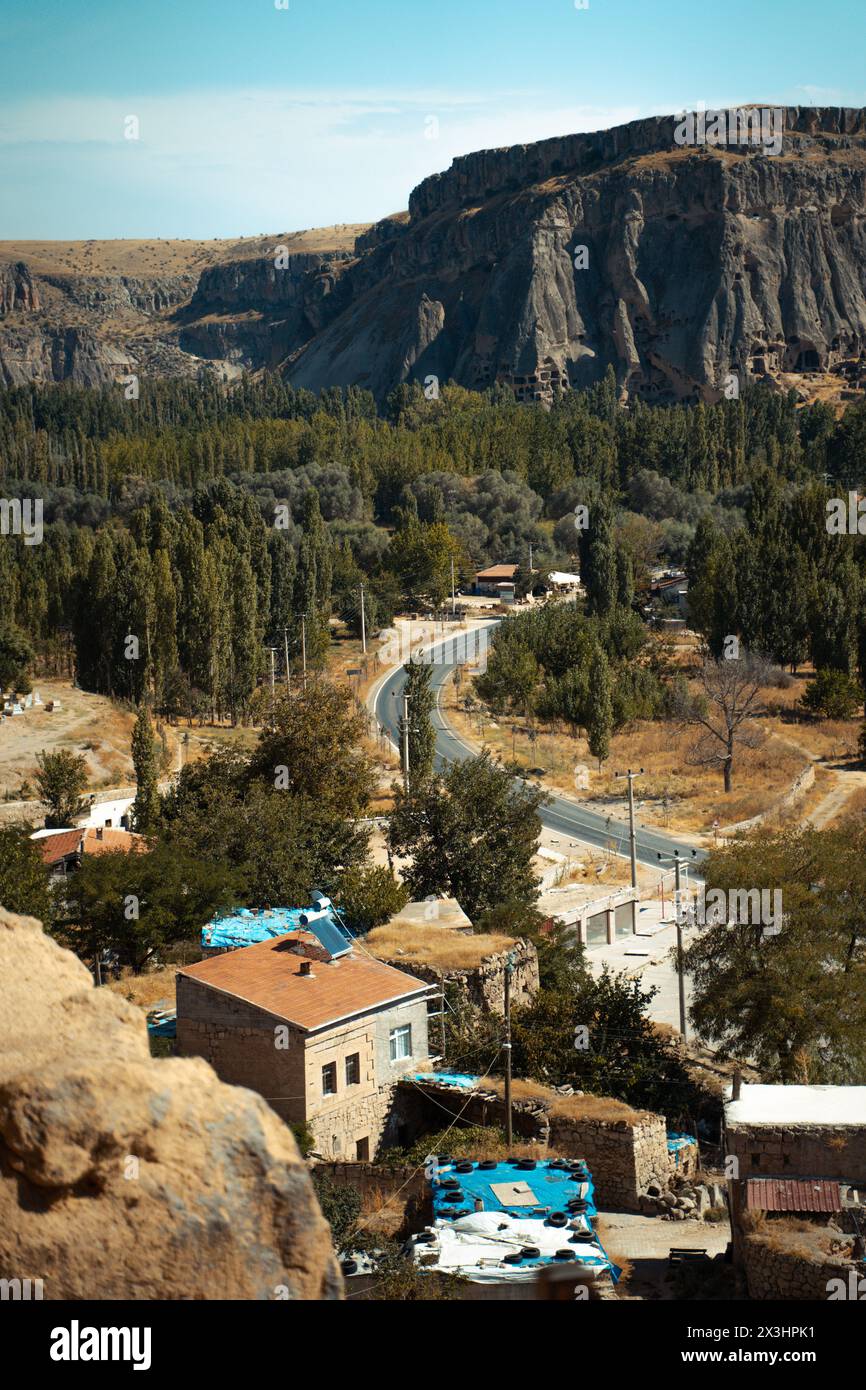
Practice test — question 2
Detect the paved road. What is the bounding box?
[372,628,707,877]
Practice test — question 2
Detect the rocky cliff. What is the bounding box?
[0,908,342,1300]
[4,109,866,404]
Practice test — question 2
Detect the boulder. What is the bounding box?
[0,910,342,1300]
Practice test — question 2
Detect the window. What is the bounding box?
[389,1025,412,1062]
[322,1062,337,1096]
[356,1137,369,1161]
[345,1053,360,1086]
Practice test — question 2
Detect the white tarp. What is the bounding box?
[410,1210,608,1284]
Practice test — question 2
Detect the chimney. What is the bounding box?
[299,960,314,978]
[732,1070,742,1101]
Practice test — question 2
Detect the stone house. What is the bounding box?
[724,1083,866,1291]
[176,930,435,1160]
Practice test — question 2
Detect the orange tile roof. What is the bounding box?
[178,933,433,1033]
[36,827,146,865]
[476,564,519,580]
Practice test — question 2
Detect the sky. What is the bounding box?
[1,0,865,239]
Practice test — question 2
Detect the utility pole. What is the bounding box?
[282,625,291,692]
[658,848,698,1042]
[300,614,307,691]
[504,952,515,1147]
[266,646,278,729]
[450,556,456,617]
[359,585,367,655]
[615,768,643,890]
[528,543,533,575]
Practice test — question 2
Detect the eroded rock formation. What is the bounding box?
[0,909,342,1300]
[4,108,866,404]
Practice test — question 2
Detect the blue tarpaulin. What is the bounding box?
[667,1131,697,1167]
[202,905,352,953]
[420,1157,620,1282]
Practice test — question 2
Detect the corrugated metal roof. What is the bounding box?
[745,1178,842,1213]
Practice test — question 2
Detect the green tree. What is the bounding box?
[400,656,436,783]
[388,750,545,920]
[57,842,237,973]
[586,645,613,770]
[800,668,863,720]
[386,520,461,609]
[580,499,617,618]
[35,748,88,829]
[131,705,161,835]
[682,824,866,1082]
[474,636,539,716]
[511,970,696,1115]
[0,624,33,692]
[0,824,53,923]
[336,864,409,934]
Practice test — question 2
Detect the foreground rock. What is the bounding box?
[0,909,341,1300]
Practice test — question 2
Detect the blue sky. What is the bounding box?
[1,0,864,238]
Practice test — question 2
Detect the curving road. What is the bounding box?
[372,626,707,877]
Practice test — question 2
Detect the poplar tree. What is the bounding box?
[586,645,613,771]
[400,656,437,782]
[131,705,161,835]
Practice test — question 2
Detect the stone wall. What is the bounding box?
[401,1080,676,1211]
[549,1112,673,1212]
[313,1161,430,1234]
[372,939,538,1014]
[726,1122,866,1181]
[743,1235,856,1300]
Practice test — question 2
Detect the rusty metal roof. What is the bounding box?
[745,1178,842,1213]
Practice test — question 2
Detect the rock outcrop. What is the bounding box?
[0,909,342,1300]
[5,108,866,404]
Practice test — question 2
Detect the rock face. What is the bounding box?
[0,909,342,1300]
[5,107,866,403]
[287,106,866,404]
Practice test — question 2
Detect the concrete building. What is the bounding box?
[176,930,436,1159]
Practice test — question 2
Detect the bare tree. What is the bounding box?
[674,654,770,794]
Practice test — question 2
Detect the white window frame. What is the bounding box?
[389,1024,412,1062]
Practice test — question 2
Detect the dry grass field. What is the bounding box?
[0,681,141,800]
[451,659,866,835]
[0,226,368,278]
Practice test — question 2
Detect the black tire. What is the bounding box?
[554,1250,576,1261]
[520,1246,540,1259]
[517,1159,537,1171]
[478,1160,497,1171]
[548,1211,568,1228]
[455,1161,474,1173]
[341,1259,358,1275]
